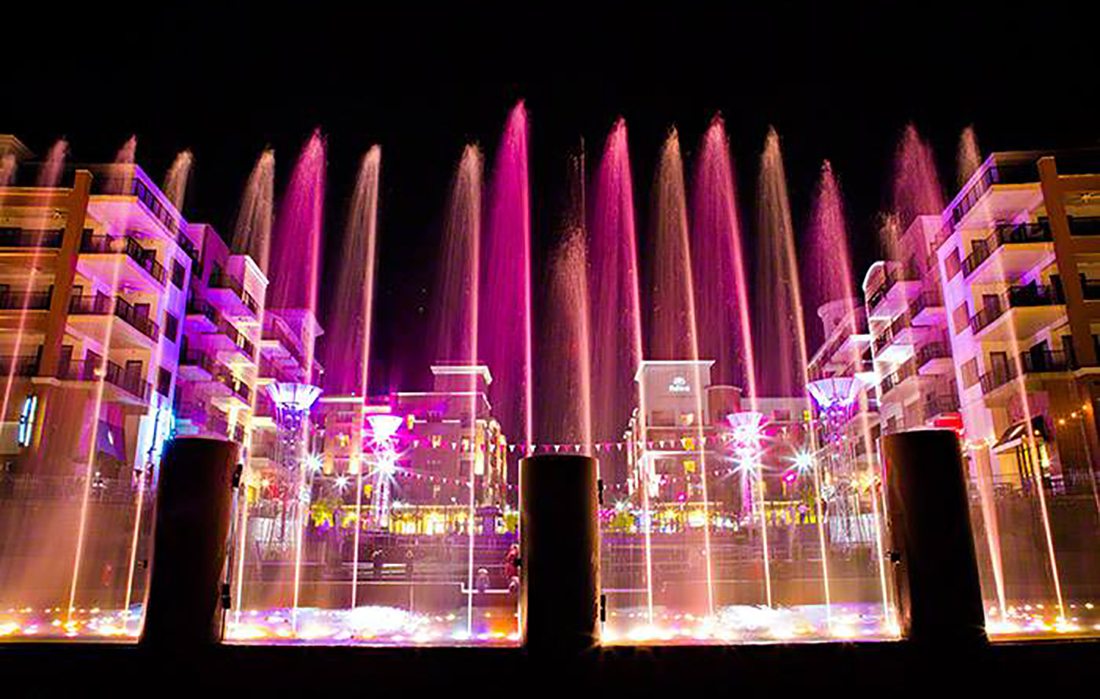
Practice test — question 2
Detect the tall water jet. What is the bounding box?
[325,146,381,609]
[806,160,892,628]
[36,139,69,187]
[589,119,645,447]
[691,116,756,394]
[957,125,982,187]
[326,147,382,396]
[163,149,194,211]
[0,153,17,186]
[431,145,483,636]
[589,119,649,621]
[270,131,325,335]
[544,229,593,452]
[755,128,810,398]
[482,101,534,450]
[889,124,943,257]
[649,128,715,616]
[268,130,326,626]
[104,135,137,194]
[233,149,275,274]
[540,146,592,453]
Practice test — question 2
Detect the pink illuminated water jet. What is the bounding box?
[36,139,68,187]
[691,117,757,395]
[270,131,325,329]
[482,101,534,448]
[163,149,194,210]
[233,149,275,273]
[957,125,982,187]
[325,146,382,395]
[541,150,592,452]
[755,128,810,398]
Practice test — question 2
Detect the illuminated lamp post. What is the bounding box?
[266,382,321,544]
[728,411,772,607]
[806,377,863,547]
[366,414,404,530]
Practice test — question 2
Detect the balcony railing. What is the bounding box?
[961,222,1053,278]
[208,269,260,316]
[180,348,218,375]
[907,290,943,318]
[0,351,42,377]
[186,298,219,325]
[923,393,960,416]
[57,358,151,400]
[916,340,951,368]
[68,292,160,341]
[0,287,53,311]
[979,350,1074,395]
[80,232,166,285]
[216,318,257,358]
[940,159,1043,246]
[0,227,64,248]
[1069,215,1100,237]
[880,361,917,396]
[969,284,1064,335]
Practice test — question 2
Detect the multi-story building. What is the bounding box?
[1,162,200,480]
[863,214,961,438]
[175,223,267,447]
[931,150,1100,490]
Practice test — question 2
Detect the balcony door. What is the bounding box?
[990,351,1010,383]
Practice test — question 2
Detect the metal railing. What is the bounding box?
[961,222,1053,278]
[979,350,1074,395]
[57,358,151,400]
[209,269,260,315]
[68,292,160,341]
[0,352,42,376]
[969,284,1064,335]
[916,340,951,367]
[80,232,166,285]
[0,227,64,248]
[215,318,257,358]
[0,287,53,310]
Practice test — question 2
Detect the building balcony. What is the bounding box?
[960,222,1053,284]
[68,292,160,347]
[866,267,921,319]
[178,348,217,381]
[979,349,1074,399]
[916,340,953,375]
[907,290,944,326]
[185,298,219,333]
[0,287,53,312]
[0,226,64,251]
[79,232,166,291]
[969,283,1065,341]
[1069,215,1100,237]
[0,350,41,377]
[207,269,260,318]
[205,318,257,364]
[56,358,151,405]
[939,156,1044,248]
[922,393,960,418]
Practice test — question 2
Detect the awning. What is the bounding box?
[991,416,1048,454]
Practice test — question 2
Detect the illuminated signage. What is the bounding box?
[17,394,38,448]
[668,376,691,393]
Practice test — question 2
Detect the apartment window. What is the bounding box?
[171,259,186,289]
[945,248,961,279]
[165,312,179,343]
[961,357,979,388]
[157,368,172,397]
[952,302,970,335]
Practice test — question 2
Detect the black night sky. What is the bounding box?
[6,3,1100,392]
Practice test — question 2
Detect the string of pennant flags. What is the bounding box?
[400,435,730,455]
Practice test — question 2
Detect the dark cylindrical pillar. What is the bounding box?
[883,429,986,644]
[520,454,599,653]
[142,437,240,648]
